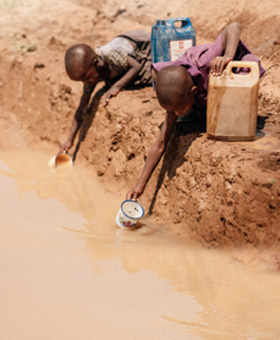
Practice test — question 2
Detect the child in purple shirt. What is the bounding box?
[152,27,264,109]
[127,22,265,200]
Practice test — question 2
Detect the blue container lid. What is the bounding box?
[156,20,166,25]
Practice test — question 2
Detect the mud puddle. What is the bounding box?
[0,148,280,340]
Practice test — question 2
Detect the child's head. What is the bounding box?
[155,66,197,116]
[65,44,101,85]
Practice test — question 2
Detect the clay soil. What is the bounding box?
[1,0,279,263]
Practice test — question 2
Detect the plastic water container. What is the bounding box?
[151,17,196,63]
[207,61,260,141]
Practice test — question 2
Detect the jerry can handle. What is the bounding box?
[223,61,259,78]
[166,17,192,28]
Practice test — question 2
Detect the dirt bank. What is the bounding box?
[0,0,279,257]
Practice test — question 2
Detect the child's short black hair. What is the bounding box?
[155,65,194,111]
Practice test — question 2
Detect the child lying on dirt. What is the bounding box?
[60,30,151,152]
[127,22,265,200]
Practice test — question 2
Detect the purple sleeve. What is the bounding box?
[152,32,265,77]
[152,33,224,73]
[152,60,175,72]
[202,33,265,77]
[237,40,265,77]
[197,33,224,70]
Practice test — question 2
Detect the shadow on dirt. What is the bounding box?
[73,86,106,162]
[148,113,269,214]
[257,114,269,131]
[148,113,206,215]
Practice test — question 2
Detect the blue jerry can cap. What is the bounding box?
[156,20,166,25]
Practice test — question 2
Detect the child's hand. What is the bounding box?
[126,184,144,200]
[60,140,73,153]
[210,56,233,76]
[103,86,121,106]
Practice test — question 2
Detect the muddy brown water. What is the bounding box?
[1,148,280,340]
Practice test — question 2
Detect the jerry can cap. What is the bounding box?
[156,20,166,25]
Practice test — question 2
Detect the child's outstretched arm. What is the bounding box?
[103,56,141,106]
[126,111,178,200]
[59,91,92,152]
[210,22,241,76]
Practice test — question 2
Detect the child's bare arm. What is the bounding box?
[222,22,241,58]
[103,56,141,106]
[210,22,241,76]
[126,111,178,200]
[60,91,91,152]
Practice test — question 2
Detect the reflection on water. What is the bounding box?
[0,148,280,340]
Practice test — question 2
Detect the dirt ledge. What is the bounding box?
[0,0,279,255]
[74,89,280,249]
